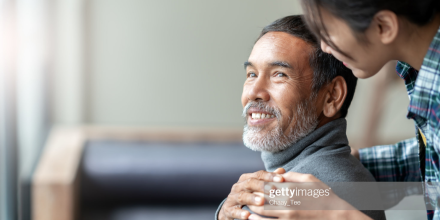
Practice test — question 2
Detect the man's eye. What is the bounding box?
[248,72,257,78]
[276,72,286,77]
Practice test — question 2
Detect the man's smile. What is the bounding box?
[247,108,277,126]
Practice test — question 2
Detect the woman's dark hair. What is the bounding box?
[301,0,440,56]
[257,15,357,118]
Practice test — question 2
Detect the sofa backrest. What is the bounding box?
[80,140,265,205]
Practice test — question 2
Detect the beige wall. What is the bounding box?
[85,0,301,127]
[346,63,415,147]
[53,0,415,144]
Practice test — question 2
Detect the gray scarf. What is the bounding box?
[220,118,386,220]
[259,118,386,220]
[262,118,350,174]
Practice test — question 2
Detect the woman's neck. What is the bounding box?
[396,14,440,71]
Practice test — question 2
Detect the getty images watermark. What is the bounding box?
[264,182,437,210]
[268,186,331,206]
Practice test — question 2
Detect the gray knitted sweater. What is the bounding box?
[215,118,386,220]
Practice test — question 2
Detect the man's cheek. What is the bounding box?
[278,110,291,130]
[241,89,249,107]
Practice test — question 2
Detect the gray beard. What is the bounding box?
[242,97,318,153]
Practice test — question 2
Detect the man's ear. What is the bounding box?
[322,76,347,118]
[371,10,399,45]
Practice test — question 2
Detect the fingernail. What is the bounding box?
[242,212,248,219]
[248,214,257,220]
[255,196,262,203]
[274,168,282,172]
[273,176,282,182]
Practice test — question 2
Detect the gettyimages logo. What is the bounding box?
[269,187,331,198]
[265,183,332,209]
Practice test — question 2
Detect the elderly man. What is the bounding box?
[216,15,386,220]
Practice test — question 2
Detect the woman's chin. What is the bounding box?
[352,68,377,79]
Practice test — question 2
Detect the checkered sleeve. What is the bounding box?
[359,137,421,182]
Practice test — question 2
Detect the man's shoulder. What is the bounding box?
[291,150,376,182]
[286,149,385,220]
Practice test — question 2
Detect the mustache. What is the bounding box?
[242,101,282,119]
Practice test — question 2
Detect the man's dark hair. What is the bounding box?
[256,15,357,118]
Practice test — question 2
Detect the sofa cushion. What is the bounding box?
[80,140,265,205]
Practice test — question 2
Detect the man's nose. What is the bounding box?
[247,77,270,102]
[321,40,332,54]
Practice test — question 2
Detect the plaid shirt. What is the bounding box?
[359,25,440,220]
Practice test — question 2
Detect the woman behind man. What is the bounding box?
[242,1,440,220]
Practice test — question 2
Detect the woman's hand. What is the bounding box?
[247,172,372,220]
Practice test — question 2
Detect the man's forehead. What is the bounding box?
[248,32,311,68]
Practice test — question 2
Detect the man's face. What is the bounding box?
[241,32,319,152]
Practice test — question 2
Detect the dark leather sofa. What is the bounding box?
[80,140,264,220]
[32,127,264,220]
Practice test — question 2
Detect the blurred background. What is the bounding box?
[0,0,418,220]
